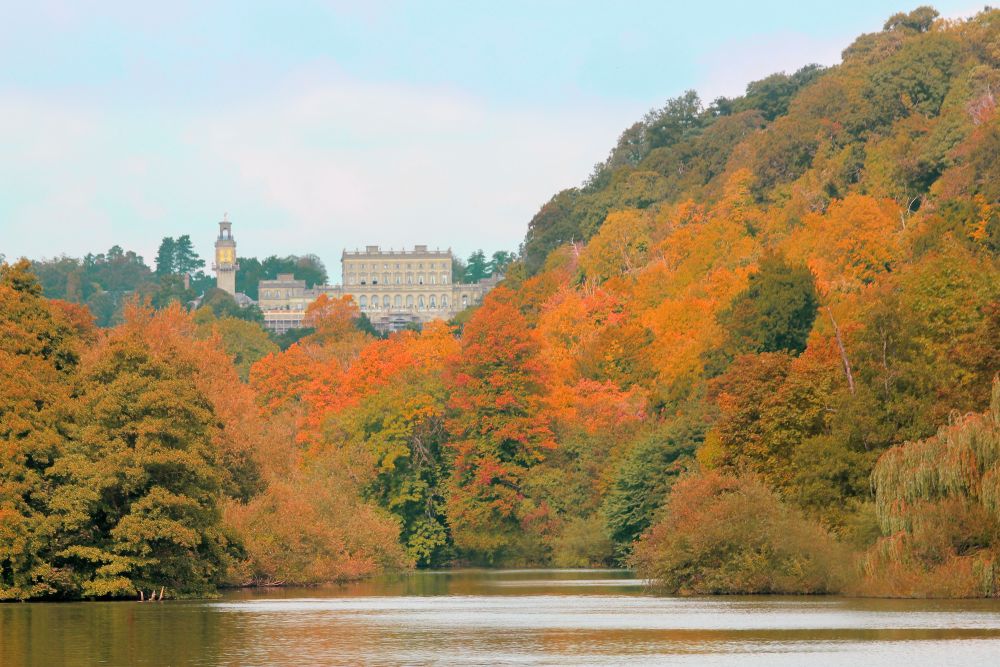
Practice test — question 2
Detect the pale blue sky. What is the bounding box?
[0,1,981,277]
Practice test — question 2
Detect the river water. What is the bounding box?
[3,569,1000,666]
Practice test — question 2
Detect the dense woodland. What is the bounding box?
[5,6,1000,599]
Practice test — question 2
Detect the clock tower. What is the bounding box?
[213,214,238,296]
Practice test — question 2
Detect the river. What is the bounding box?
[3,569,1000,665]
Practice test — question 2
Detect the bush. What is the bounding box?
[631,471,849,594]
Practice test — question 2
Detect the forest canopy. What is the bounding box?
[5,6,1000,599]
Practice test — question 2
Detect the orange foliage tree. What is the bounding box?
[444,289,556,561]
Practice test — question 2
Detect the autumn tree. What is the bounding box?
[0,261,92,600]
[632,472,849,595]
[445,290,555,561]
[49,333,234,598]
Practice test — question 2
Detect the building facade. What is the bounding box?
[259,245,500,334]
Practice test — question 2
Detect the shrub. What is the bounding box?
[631,471,849,594]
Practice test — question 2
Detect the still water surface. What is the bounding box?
[3,569,1000,665]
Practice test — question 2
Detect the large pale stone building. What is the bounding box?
[259,245,500,334]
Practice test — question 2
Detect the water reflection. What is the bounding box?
[3,569,1000,666]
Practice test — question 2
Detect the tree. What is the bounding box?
[464,250,489,283]
[0,261,91,600]
[173,235,205,276]
[445,289,555,560]
[601,421,698,554]
[198,288,263,323]
[862,379,1000,597]
[719,252,819,358]
[488,251,516,276]
[49,333,233,598]
[883,6,939,33]
[193,311,278,381]
[632,472,849,594]
[154,237,176,276]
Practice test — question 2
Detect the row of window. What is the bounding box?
[261,289,304,299]
[353,262,448,270]
[346,273,449,286]
[357,294,471,310]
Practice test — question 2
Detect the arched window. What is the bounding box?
[429,295,436,308]
[359,295,368,308]
[370,295,378,310]
[462,295,468,307]
[441,295,449,308]
[418,295,425,309]
[383,295,390,308]
[406,295,414,308]
[394,295,402,308]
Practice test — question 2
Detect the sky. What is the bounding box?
[0,1,982,282]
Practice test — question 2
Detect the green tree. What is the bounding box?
[488,251,515,276]
[883,6,939,33]
[331,368,453,566]
[719,252,819,358]
[193,311,278,381]
[602,422,698,555]
[464,250,489,283]
[198,288,263,323]
[173,235,205,276]
[154,237,176,276]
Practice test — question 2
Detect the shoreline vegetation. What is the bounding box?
[6,6,1000,601]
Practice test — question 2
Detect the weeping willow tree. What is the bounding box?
[862,380,1000,597]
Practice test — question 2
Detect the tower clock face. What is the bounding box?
[218,248,234,264]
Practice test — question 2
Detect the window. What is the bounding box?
[442,274,449,284]
[406,295,414,307]
[383,295,390,308]
[418,274,424,285]
[418,295,425,309]
[407,274,413,285]
[394,295,402,308]
[429,295,436,308]
[462,295,468,307]
[359,295,368,308]
[371,295,379,310]
[442,295,448,308]
[430,274,437,285]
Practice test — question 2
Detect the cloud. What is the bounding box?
[0,75,633,278]
[696,31,847,102]
[184,73,631,278]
